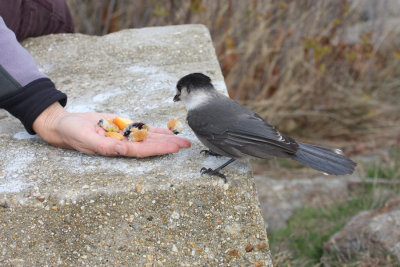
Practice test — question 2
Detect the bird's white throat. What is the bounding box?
[181,90,212,110]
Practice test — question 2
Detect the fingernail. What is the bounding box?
[115,144,125,155]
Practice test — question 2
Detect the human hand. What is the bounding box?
[32,102,191,157]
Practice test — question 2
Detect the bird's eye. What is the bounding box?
[177,85,182,91]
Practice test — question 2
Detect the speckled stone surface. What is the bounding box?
[0,25,272,266]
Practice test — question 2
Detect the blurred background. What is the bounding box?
[66,0,400,266]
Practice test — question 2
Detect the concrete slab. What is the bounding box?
[0,25,272,266]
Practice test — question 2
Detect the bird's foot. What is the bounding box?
[200,167,227,183]
[200,150,222,157]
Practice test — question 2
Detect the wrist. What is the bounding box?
[32,102,69,144]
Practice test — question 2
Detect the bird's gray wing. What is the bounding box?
[224,114,299,157]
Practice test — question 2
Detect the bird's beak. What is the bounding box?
[173,94,181,102]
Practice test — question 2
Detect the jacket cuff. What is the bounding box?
[0,78,67,134]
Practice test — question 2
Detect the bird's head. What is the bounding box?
[173,73,215,110]
[173,73,213,101]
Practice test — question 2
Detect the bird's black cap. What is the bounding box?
[176,73,212,93]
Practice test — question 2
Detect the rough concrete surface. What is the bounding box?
[0,25,272,266]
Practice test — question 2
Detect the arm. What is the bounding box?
[0,16,67,134]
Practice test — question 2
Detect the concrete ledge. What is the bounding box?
[0,25,272,266]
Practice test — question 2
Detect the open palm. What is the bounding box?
[33,103,191,157]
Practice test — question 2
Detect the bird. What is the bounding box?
[173,73,356,181]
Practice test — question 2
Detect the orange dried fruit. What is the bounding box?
[113,117,134,130]
[105,132,124,140]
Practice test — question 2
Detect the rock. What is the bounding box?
[255,175,350,231]
[322,195,400,264]
[0,25,272,266]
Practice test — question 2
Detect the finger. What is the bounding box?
[125,141,181,158]
[79,133,189,157]
[148,126,175,135]
[146,132,191,148]
[78,131,127,156]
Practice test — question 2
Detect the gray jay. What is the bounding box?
[173,73,356,180]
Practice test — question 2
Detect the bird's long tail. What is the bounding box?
[289,142,356,175]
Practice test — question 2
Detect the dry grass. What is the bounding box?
[66,0,400,151]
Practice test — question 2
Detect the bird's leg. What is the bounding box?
[200,149,222,157]
[200,158,236,183]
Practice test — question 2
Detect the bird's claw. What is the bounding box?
[200,167,227,183]
[200,150,222,157]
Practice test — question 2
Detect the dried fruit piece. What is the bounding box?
[98,118,120,132]
[105,132,124,140]
[113,117,134,130]
[128,127,148,142]
[98,117,149,142]
[167,119,183,135]
[123,122,148,136]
